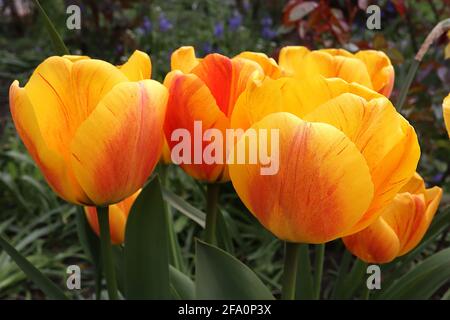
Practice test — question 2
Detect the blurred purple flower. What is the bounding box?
[261,16,273,27]
[142,16,152,33]
[228,11,242,31]
[214,22,224,38]
[202,42,214,55]
[243,0,251,12]
[433,173,444,183]
[159,13,173,32]
[261,27,276,39]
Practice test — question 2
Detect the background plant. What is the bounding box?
[0,0,449,299]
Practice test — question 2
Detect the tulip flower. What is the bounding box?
[164,46,264,182]
[228,76,419,243]
[9,51,168,206]
[234,51,283,79]
[85,190,140,244]
[444,93,450,137]
[278,46,395,97]
[342,173,442,263]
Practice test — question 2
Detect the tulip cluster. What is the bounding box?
[9,45,444,265]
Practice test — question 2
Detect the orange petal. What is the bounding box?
[191,53,262,117]
[304,94,420,233]
[399,172,426,194]
[9,81,90,204]
[279,46,373,90]
[163,71,229,182]
[229,112,374,243]
[171,46,200,73]
[231,75,382,131]
[71,80,167,205]
[234,51,283,78]
[24,57,129,160]
[355,50,395,97]
[85,190,140,244]
[443,93,450,138]
[399,187,442,255]
[118,50,152,81]
[343,217,400,263]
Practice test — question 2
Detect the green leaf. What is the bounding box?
[33,0,69,55]
[195,240,274,299]
[378,248,450,299]
[169,266,194,300]
[124,176,170,299]
[162,187,205,227]
[0,234,68,300]
[216,209,234,254]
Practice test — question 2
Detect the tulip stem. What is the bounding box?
[396,18,450,111]
[204,183,220,245]
[281,242,300,300]
[97,206,119,300]
[313,243,325,300]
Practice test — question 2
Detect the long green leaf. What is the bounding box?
[0,234,68,299]
[33,0,69,55]
[195,240,274,299]
[162,187,205,227]
[169,266,194,300]
[378,248,450,299]
[124,176,170,299]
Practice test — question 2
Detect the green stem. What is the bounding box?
[281,242,300,300]
[296,244,315,299]
[313,243,325,300]
[97,206,119,300]
[159,165,184,271]
[204,183,220,245]
[396,18,450,111]
[33,0,69,55]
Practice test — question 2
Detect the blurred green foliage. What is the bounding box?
[0,0,449,299]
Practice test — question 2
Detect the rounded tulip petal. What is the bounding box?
[355,50,395,97]
[192,53,262,117]
[443,93,450,137]
[229,112,374,243]
[342,218,401,263]
[171,46,200,73]
[234,51,283,78]
[398,186,442,255]
[24,57,129,158]
[231,76,382,131]
[279,46,373,90]
[9,81,90,204]
[278,46,310,76]
[71,80,167,205]
[118,50,152,81]
[163,70,229,182]
[304,94,420,233]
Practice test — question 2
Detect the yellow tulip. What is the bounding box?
[9,51,167,206]
[343,173,442,263]
[85,190,141,244]
[228,76,419,243]
[444,93,450,137]
[278,46,395,97]
[164,46,263,182]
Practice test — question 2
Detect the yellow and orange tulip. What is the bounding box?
[164,46,264,182]
[228,76,419,243]
[443,93,450,137]
[85,190,140,245]
[278,46,395,97]
[343,173,442,263]
[9,51,167,206]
